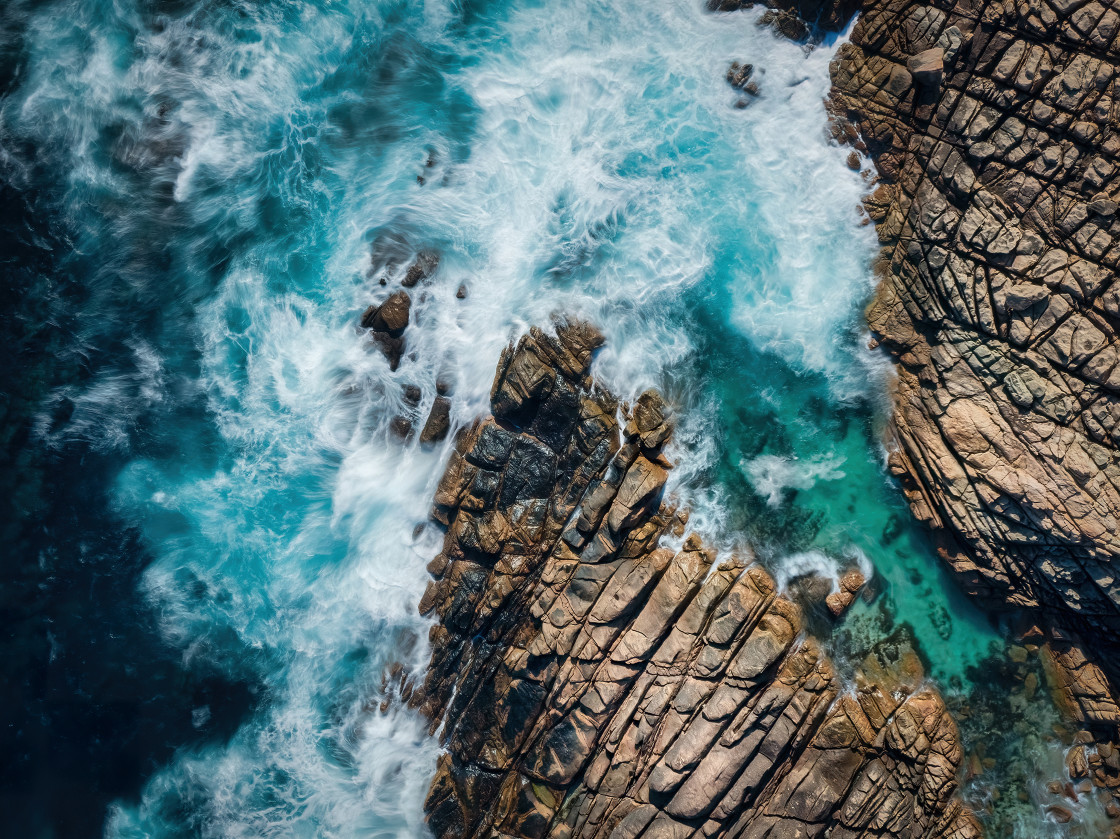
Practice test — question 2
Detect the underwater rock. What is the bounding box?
[415,320,980,839]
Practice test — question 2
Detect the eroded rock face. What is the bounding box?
[416,320,979,839]
[830,0,1120,728]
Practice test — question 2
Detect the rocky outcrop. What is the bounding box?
[415,320,979,839]
[708,0,862,37]
[828,0,1120,797]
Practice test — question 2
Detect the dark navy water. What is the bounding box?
[0,1,1099,837]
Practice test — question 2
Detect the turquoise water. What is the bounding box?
[0,0,1080,836]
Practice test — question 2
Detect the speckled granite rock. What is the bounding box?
[827,0,1120,793]
[416,320,979,839]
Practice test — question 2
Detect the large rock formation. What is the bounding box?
[828,0,1120,792]
[415,320,979,839]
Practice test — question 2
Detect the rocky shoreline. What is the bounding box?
[396,0,1120,835]
[414,320,980,839]
[827,0,1120,819]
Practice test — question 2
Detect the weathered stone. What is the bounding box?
[403,250,440,287]
[362,290,411,335]
[829,0,1120,783]
[421,396,453,444]
[908,48,944,89]
[413,323,978,839]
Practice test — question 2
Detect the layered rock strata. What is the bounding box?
[416,320,979,839]
[828,0,1120,744]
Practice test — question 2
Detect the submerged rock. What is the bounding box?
[414,320,980,839]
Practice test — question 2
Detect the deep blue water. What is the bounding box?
[0,1,1100,837]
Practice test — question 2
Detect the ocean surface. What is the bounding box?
[0,0,1104,837]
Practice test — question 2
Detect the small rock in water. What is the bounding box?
[456,283,467,299]
[846,150,861,171]
[402,250,440,287]
[726,61,754,90]
[390,416,413,439]
[361,290,411,335]
[420,396,452,444]
[825,567,866,618]
[403,384,422,406]
[757,9,808,41]
[362,291,412,370]
[1046,804,1073,824]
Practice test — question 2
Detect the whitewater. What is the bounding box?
[0,0,1095,836]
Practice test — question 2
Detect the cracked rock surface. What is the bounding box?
[829,0,1120,732]
[415,320,979,839]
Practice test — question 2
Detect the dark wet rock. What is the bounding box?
[403,251,440,288]
[457,284,468,299]
[421,396,453,445]
[414,321,980,839]
[391,416,413,440]
[362,291,411,336]
[707,0,860,34]
[373,332,406,372]
[758,8,808,41]
[726,61,754,90]
[362,291,411,370]
[404,385,423,407]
